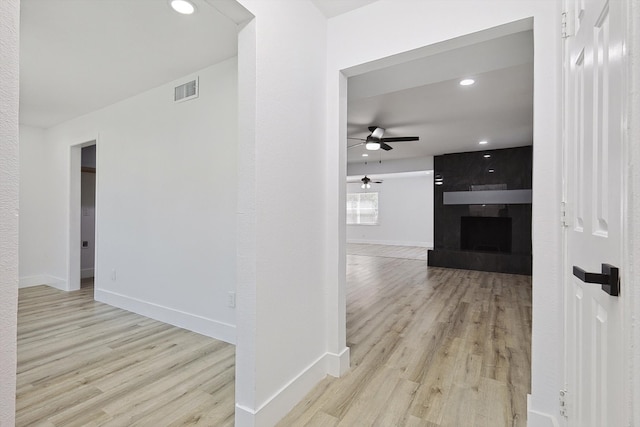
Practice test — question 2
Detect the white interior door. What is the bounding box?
[564,0,625,426]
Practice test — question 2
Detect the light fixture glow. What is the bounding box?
[483,154,491,158]
[435,181,444,185]
[365,141,381,151]
[479,140,488,145]
[362,153,369,157]
[459,78,475,86]
[488,168,495,173]
[170,0,195,14]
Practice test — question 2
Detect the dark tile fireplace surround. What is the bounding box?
[427,146,532,275]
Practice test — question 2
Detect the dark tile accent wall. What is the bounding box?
[428,145,533,275]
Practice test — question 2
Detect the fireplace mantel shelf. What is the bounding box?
[443,189,532,205]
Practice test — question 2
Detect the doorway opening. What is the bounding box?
[80,144,96,289]
[339,19,534,425]
[68,140,97,292]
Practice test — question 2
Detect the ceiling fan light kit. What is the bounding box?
[360,175,383,189]
[365,141,381,150]
[348,126,420,152]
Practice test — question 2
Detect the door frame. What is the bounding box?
[621,1,640,423]
[68,138,99,292]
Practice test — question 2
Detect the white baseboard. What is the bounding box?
[347,239,433,248]
[19,275,67,290]
[19,275,47,288]
[527,395,560,427]
[326,347,350,377]
[80,268,94,279]
[235,351,335,427]
[94,288,236,345]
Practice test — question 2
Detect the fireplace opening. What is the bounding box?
[460,216,512,253]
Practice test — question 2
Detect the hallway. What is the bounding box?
[279,244,531,426]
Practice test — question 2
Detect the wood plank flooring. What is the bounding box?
[17,245,531,426]
[347,243,429,261]
[278,245,532,427]
[16,283,235,427]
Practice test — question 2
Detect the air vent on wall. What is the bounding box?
[174,77,199,102]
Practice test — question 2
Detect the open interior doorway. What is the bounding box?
[334,20,534,425]
[80,144,96,288]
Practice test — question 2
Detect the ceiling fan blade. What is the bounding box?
[380,136,419,142]
[348,137,366,141]
[373,180,383,183]
[380,142,393,151]
[348,142,365,149]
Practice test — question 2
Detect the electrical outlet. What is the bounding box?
[227,291,236,308]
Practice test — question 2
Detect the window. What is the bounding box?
[347,192,379,225]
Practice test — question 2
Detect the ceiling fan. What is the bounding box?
[360,175,382,189]
[348,126,419,151]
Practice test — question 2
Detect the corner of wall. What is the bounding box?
[235,351,334,427]
[326,346,350,377]
[19,275,67,290]
[95,288,236,345]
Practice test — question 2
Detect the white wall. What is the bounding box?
[346,172,434,247]
[325,2,561,426]
[347,155,434,176]
[19,125,53,288]
[20,57,238,343]
[234,1,333,426]
[0,0,19,424]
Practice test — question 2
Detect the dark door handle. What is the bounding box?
[572,263,620,296]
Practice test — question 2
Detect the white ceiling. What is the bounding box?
[19,0,239,128]
[19,0,380,129]
[310,0,379,18]
[20,0,533,167]
[347,30,534,164]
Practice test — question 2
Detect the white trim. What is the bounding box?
[527,395,560,427]
[326,346,350,377]
[623,0,640,423]
[80,268,94,279]
[94,288,236,345]
[235,352,333,426]
[19,275,47,289]
[19,275,66,289]
[347,239,433,248]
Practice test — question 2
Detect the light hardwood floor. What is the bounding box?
[346,243,428,261]
[17,246,530,426]
[16,283,235,427]
[278,246,531,427]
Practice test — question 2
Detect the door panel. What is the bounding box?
[564,0,624,425]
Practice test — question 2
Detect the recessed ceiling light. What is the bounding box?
[479,140,488,145]
[170,0,195,14]
[488,168,495,173]
[362,153,369,157]
[459,78,475,86]
[484,154,491,158]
